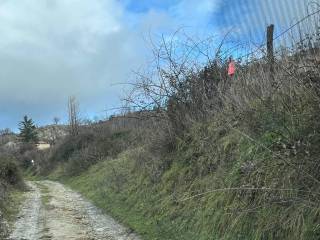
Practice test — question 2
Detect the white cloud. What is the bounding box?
[170,0,217,24]
[0,0,146,128]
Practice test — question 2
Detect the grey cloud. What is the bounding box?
[0,0,146,129]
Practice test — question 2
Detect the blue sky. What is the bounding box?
[0,0,319,131]
[121,0,180,13]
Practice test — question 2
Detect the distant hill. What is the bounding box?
[36,125,68,144]
[0,125,68,148]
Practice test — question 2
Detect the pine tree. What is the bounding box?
[19,115,38,143]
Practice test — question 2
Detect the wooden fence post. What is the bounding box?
[267,24,275,85]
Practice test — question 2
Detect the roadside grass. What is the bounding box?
[23,168,43,181]
[61,99,320,240]
[45,69,320,239]
[3,189,27,225]
[0,156,26,237]
[36,182,52,207]
[63,148,237,239]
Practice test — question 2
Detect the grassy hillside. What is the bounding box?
[43,36,320,238]
[46,88,320,239]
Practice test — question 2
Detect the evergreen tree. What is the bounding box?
[19,115,38,143]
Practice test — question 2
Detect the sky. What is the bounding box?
[0,0,319,131]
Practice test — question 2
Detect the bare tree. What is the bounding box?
[68,96,80,136]
[46,117,61,145]
[122,30,226,137]
[53,117,60,125]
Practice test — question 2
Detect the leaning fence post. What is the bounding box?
[267,24,275,85]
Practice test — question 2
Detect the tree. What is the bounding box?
[19,115,38,143]
[68,96,80,136]
[48,117,60,145]
[53,117,60,125]
[0,128,13,145]
[0,128,12,136]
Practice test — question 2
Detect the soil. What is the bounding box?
[8,181,140,240]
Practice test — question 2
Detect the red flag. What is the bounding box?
[228,60,235,76]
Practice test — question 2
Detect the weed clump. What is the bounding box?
[0,156,24,238]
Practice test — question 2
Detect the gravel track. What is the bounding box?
[9,182,43,240]
[8,181,140,240]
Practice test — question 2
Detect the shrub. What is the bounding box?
[0,156,23,186]
[0,156,24,239]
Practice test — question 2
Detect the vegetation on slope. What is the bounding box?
[42,28,320,239]
[53,92,320,239]
[0,156,25,238]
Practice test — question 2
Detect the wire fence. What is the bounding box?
[219,7,320,65]
[106,4,320,119]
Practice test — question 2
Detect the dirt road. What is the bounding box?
[8,181,140,240]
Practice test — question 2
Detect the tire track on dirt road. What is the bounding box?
[8,181,140,240]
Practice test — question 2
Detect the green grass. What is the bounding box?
[36,182,51,206]
[60,117,320,240]
[0,157,26,237]
[47,91,320,239]
[64,152,194,239]
[1,187,27,232]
